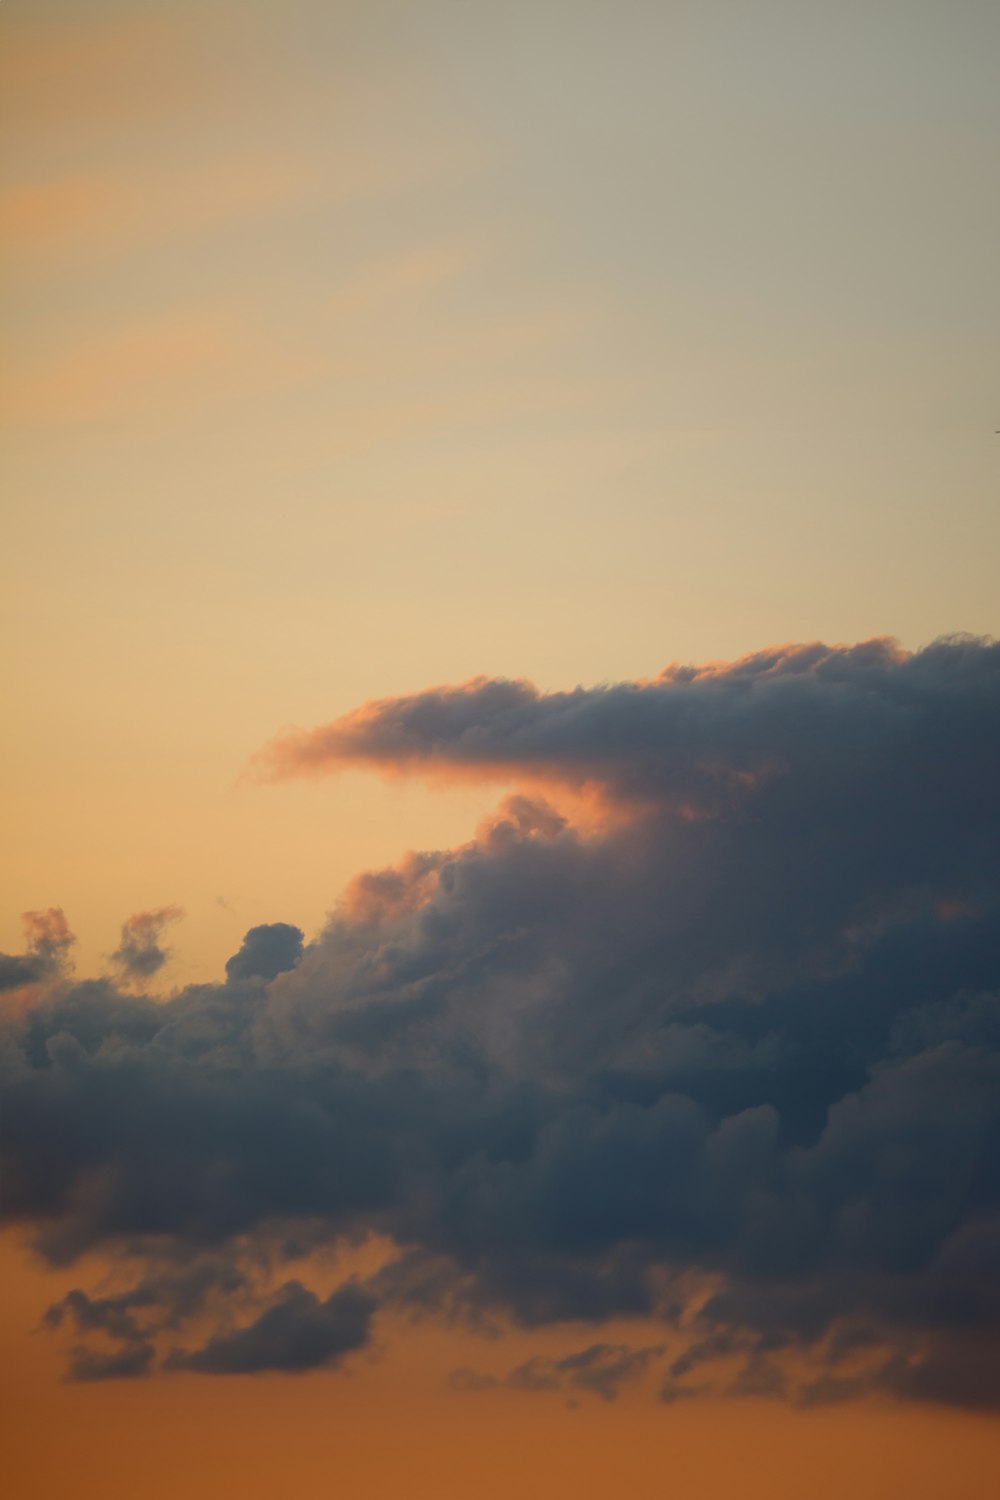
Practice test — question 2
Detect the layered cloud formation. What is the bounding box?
[3,637,999,1405]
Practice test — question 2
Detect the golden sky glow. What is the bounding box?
[2,3,999,1494]
[4,1230,1000,1500]
[4,0,999,979]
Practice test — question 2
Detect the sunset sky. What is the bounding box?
[2,3,999,1496]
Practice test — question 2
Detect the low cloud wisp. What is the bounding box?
[110,906,185,984]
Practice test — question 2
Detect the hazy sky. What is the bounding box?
[2,5,999,1496]
[3,0,999,978]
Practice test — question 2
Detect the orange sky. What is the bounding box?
[4,0,999,982]
[3,1233,998,1500]
[3,2,999,1493]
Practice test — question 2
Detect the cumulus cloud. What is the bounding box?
[110,906,184,983]
[3,636,1000,1406]
[225,923,304,984]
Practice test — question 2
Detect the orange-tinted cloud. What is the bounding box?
[253,639,916,824]
[110,906,184,984]
[21,906,75,964]
[0,908,76,1013]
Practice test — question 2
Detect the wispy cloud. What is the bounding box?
[110,906,184,984]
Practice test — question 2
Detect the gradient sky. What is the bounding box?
[3,3,1000,1496]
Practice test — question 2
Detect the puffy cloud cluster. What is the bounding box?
[2,636,999,1406]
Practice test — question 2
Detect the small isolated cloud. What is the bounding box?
[110,906,184,983]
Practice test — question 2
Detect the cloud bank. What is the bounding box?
[3,636,999,1406]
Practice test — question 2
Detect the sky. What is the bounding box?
[2,2,999,1496]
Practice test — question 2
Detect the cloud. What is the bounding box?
[0,953,45,994]
[165,1281,375,1376]
[3,636,1000,1404]
[21,908,75,969]
[67,1341,156,1384]
[255,635,1000,818]
[110,907,184,983]
[507,1343,664,1402]
[0,908,75,996]
[45,1260,248,1348]
[450,1342,664,1402]
[225,923,304,984]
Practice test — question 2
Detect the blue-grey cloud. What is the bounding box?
[0,953,45,992]
[165,1281,375,1375]
[3,636,1000,1405]
[225,922,304,984]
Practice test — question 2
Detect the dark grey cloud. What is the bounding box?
[3,636,1000,1405]
[258,636,1000,833]
[45,1260,248,1346]
[0,953,45,992]
[165,1281,375,1375]
[225,923,304,984]
[42,1256,253,1383]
